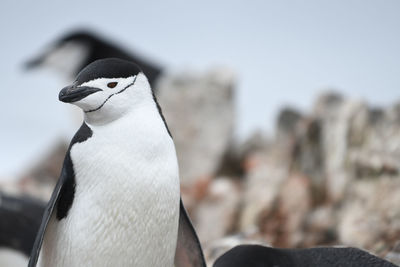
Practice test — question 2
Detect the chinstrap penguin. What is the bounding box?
[28,58,205,267]
[25,30,162,87]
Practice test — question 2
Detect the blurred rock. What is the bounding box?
[349,150,399,178]
[276,174,312,247]
[214,145,244,178]
[290,118,325,204]
[256,174,312,248]
[157,68,236,186]
[315,94,368,202]
[239,150,289,233]
[193,178,241,245]
[234,91,400,255]
[313,92,344,115]
[338,177,400,252]
[216,131,271,178]
[276,107,303,142]
[385,241,400,266]
[303,205,337,246]
[242,131,270,153]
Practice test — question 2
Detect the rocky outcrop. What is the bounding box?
[193,178,241,244]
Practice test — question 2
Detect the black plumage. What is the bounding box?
[0,193,45,257]
[213,245,398,267]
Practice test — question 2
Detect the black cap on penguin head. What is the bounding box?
[75,58,142,85]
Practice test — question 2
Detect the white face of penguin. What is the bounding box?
[73,75,138,112]
[59,58,154,125]
[60,73,153,125]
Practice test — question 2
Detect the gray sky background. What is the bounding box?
[1,0,400,178]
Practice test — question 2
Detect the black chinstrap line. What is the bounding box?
[84,75,138,113]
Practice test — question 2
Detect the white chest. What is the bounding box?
[40,108,180,267]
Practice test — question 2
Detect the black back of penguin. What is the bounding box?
[213,245,398,267]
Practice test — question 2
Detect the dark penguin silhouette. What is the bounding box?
[0,193,45,256]
[213,245,398,267]
[25,30,162,87]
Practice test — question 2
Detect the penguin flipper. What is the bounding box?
[27,170,68,267]
[28,123,92,267]
[175,198,206,267]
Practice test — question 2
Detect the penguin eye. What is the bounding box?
[107,82,118,88]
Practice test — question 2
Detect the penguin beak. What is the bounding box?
[25,55,44,69]
[59,84,102,103]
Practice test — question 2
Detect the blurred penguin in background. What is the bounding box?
[25,29,163,88]
[0,193,46,267]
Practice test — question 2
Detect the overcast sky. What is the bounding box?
[1,0,400,178]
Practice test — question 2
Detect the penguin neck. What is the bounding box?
[84,95,171,145]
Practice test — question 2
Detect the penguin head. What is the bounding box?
[59,58,150,125]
